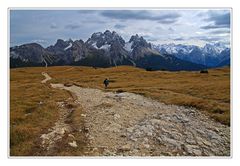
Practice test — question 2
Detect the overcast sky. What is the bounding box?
[10,9,231,48]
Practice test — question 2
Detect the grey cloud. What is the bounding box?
[101,10,181,24]
[206,12,230,26]
[158,19,178,24]
[168,27,175,32]
[142,35,151,38]
[174,37,184,41]
[142,35,160,42]
[31,39,47,44]
[114,24,126,29]
[50,23,58,29]
[147,38,158,42]
[10,10,230,47]
[201,11,230,29]
[65,24,80,30]
[210,29,230,34]
[193,36,224,42]
[196,11,207,17]
[157,14,180,24]
[77,10,99,14]
[81,20,106,24]
[200,24,229,29]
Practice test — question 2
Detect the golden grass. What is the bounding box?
[10,67,71,156]
[10,67,89,156]
[48,65,230,125]
[10,65,230,155]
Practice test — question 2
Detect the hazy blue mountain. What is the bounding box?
[154,43,230,67]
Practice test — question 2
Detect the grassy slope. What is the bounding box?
[10,65,230,155]
[10,68,72,155]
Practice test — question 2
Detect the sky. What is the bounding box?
[10,9,231,48]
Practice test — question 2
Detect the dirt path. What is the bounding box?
[42,72,230,156]
[41,72,52,83]
[39,73,81,155]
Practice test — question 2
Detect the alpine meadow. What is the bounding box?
[10,9,231,156]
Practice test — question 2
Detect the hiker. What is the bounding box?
[103,78,109,89]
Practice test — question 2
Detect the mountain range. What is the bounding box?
[10,30,229,71]
[153,42,230,67]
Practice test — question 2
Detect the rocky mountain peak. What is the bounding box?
[68,38,73,43]
[20,43,44,49]
[86,30,125,48]
[129,34,139,42]
[74,39,84,45]
[203,42,227,55]
[129,34,151,49]
[91,32,103,39]
[104,29,112,36]
[54,39,73,47]
[54,39,67,48]
[10,42,45,64]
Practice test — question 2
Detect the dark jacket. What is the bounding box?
[103,79,109,85]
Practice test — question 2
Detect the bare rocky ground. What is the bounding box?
[39,100,76,154]
[41,72,230,156]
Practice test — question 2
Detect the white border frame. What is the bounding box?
[7,7,233,159]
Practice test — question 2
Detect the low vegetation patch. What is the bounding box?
[200,69,209,74]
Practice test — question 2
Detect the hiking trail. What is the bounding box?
[40,72,230,156]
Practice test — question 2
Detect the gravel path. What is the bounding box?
[42,72,230,156]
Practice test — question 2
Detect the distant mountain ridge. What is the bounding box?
[153,42,230,67]
[10,30,208,71]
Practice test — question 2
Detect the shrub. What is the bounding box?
[116,89,125,93]
[146,67,153,71]
[200,69,208,74]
